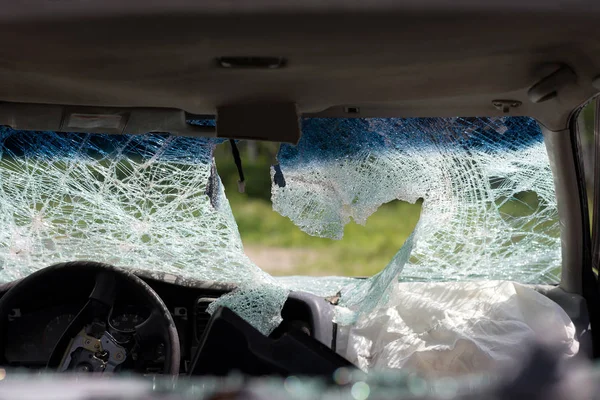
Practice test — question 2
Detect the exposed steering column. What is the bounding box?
[59,328,126,373]
[47,270,125,373]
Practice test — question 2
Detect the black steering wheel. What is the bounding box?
[0,262,180,375]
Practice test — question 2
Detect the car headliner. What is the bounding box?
[0,1,594,298]
[0,0,597,136]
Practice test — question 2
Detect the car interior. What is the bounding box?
[0,0,599,387]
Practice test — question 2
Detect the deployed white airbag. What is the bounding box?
[336,281,578,376]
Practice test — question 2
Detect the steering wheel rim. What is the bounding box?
[0,261,180,375]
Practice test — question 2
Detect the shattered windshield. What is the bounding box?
[273,117,560,283]
[0,117,560,332]
[0,129,265,283]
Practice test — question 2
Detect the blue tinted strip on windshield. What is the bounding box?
[280,117,542,166]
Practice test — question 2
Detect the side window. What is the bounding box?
[577,98,598,273]
[577,99,595,214]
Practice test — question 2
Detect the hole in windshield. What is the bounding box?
[214,142,421,277]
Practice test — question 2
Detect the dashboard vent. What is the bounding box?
[194,297,217,341]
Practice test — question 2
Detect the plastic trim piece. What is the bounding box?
[543,114,600,357]
[542,126,586,294]
[287,291,335,348]
[0,103,217,137]
[528,65,577,104]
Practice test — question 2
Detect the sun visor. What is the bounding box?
[0,102,301,143]
[217,102,300,144]
[0,102,217,137]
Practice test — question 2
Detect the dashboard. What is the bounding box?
[0,273,333,374]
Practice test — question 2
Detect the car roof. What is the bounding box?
[0,0,598,139]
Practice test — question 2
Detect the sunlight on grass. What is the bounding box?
[227,191,421,277]
[216,148,421,277]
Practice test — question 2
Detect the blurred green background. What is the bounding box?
[214,143,421,277]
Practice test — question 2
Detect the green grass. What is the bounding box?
[229,192,421,276]
[215,149,421,276]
